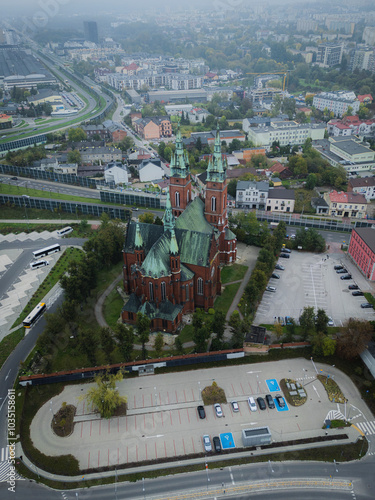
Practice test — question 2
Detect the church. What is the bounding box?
[121,127,237,333]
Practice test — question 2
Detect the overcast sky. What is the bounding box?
[3,0,313,17]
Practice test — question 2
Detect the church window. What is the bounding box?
[175,191,180,207]
[149,282,154,301]
[211,266,215,277]
[186,284,189,301]
[187,190,190,203]
[197,277,204,295]
[161,282,166,301]
[211,196,217,212]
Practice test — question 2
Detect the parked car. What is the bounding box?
[214,403,223,418]
[276,395,285,408]
[336,269,348,274]
[352,291,364,296]
[271,273,280,279]
[281,248,291,253]
[279,253,290,259]
[203,435,212,452]
[334,265,343,270]
[213,436,221,453]
[11,176,18,180]
[248,397,257,412]
[131,207,139,211]
[285,316,294,325]
[257,397,266,411]
[327,317,334,326]
[265,286,276,292]
[265,394,275,409]
[361,303,373,309]
[340,275,352,280]
[348,284,359,290]
[231,401,239,412]
[197,405,206,419]
[275,264,285,271]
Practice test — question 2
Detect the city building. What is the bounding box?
[121,128,237,333]
[0,113,12,129]
[347,177,375,201]
[246,121,325,148]
[139,159,165,182]
[79,146,122,164]
[313,137,375,174]
[349,47,375,73]
[348,227,375,281]
[316,43,343,67]
[133,116,172,140]
[312,91,360,117]
[83,21,99,44]
[266,188,295,213]
[323,190,367,219]
[236,181,269,210]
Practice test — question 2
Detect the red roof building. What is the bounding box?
[357,94,373,104]
[323,190,368,219]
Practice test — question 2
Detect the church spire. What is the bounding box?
[170,122,189,178]
[169,229,179,256]
[162,189,175,232]
[134,222,144,249]
[206,125,226,183]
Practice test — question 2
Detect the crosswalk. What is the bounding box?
[1,447,8,462]
[356,420,375,436]
[0,448,24,483]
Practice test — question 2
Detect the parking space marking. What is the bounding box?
[240,383,245,395]
[266,379,281,392]
[274,398,289,412]
[220,432,236,449]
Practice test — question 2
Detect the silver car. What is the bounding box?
[203,435,212,452]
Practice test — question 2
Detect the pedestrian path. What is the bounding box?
[0,447,24,483]
[0,230,59,243]
[356,420,375,436]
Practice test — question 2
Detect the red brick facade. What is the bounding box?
[348,228,375,281]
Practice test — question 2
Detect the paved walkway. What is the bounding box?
[94,273,123,328]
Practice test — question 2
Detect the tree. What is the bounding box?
[174,336,184,355]
[311,331,336,356]
[154,332,164,358]
[227,179,237,198]
[68,127,86,142]
[139,212,154,224]
[193,326,208,353]
[100,327,115,361]
[315,309,329,334]
[67,150,81,164]
[305,173,317,190]
[114,323,135,361]
[336,319,373,359]
[118,136,134,151]
[154,216,163,225]
[299,306,316,339]
[211,311,226,340]
[136,312,151,360]
[85,371,127,419]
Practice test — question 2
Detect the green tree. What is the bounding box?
[67,150,81,164]
[154,332,164,358]
[315,309,329,334]
[227,179,237,198]
[85,371,127,419]
[114,323,135,362]
[139,212,154,224]
[118,136,135,151]
[136,312,151,360]
[174,336,184,355]
[68,127,86,142]
[100,327,115,361]
[211,311,226,339]
[305,173,317,190]
[299,306,316,339]
[193,326,208,353]
[336,319,373,359]
[77,328,98,365]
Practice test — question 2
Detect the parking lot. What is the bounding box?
[254,251,375,326]
[30,359,371,469]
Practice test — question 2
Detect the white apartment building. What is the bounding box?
[313,91,360,117]
[246,122,326,148]
[236,181,270,210]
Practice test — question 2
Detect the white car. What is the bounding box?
[248,397,257,412]
[231,401,239,412]
[203,435,212,452]
[214,403,223,417]
[327,317,334,327]
[266,286,276,292]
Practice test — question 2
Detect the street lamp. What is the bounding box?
[22,195,30,233]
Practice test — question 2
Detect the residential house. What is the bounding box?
[323,190,367,219]
[82,124,110,140]
[266,188,295,213]
[348,227,375,281]
[139,159,165,182]
[104,162,129,185]
[312,91,360,117]
[133,116,172,140]
[79,146,122,164]
[268,162,293,179]
[236,180,269,210]
[347,177,375,201]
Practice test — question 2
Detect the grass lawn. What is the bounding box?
[177,324,194,344]
[0,328,24,370]
[221,264,248,284]
[103,284,124,329]
[214,283,241,315]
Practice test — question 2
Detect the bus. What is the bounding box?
[32,243,61,259]
[23,302,47,328]
[57,226,73,237]
[30,260,49,270]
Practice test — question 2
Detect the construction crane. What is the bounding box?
[246,71,291,91]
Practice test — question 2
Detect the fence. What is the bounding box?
[100,190,165,209]
[0,194,130,220]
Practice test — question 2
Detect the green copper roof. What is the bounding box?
[124,221,164,253]
[170,229,179,255]
[206,126,227,183]
[225,227,236,240]
[162,190,175,232]
[122,295,182,321]
[171,123,189,178]
[134,222,144,249]
[175,197,218,237]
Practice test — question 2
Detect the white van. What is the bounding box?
[248,396,257,412]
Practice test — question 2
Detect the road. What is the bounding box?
[0,458,374,499]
